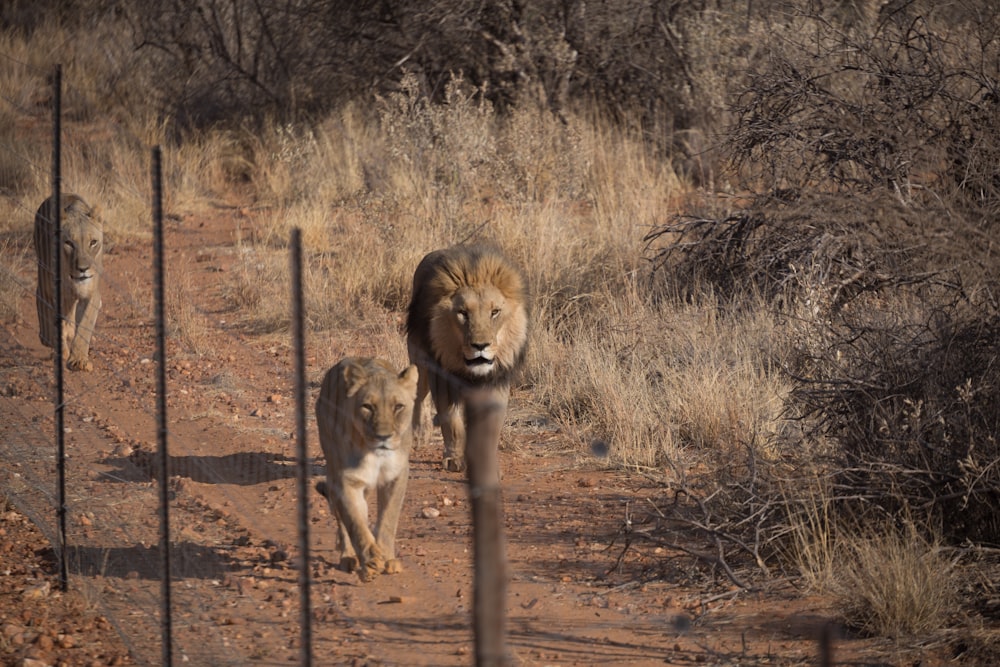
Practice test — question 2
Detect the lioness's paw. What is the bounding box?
[67,357,93,372]
[357,545,386,582]
[358,558,384,582]
[339,556,359,573]
[384,558,403,575]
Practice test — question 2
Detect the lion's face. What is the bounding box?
[443,284,512,378]
[408,245,529,387]
[345,362,419,451]
[63,211,103,300]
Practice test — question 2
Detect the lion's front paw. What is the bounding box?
[66,356,93,372]
[383,558,403,575]
[443,455,466,473]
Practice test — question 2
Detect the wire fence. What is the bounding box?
[0,62,510,666]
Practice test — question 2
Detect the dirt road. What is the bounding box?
[0,210,905,666]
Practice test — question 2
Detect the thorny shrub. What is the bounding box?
[640,0,1000,586]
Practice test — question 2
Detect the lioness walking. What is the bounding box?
[315,357,418,582]
[33,193,103,371]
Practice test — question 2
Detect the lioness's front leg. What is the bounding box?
[375,468,409,574]
[66,295,100,372]
[333,480,385,582]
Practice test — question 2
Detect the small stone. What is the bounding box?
[421,507,441,519]
[22,581,50,600]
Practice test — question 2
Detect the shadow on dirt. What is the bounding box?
[63,541,270,580]
[99,450,326,485]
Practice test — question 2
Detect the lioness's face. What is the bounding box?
[63,217,103,297]
[352,372,417,450]
[451,285,508,378]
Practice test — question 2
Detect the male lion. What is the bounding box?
[314,357,418,582]
[33,193,103,372]
[406,244,528,473]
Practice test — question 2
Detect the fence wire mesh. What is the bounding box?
[0,60,511,666]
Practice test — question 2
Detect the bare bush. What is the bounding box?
[790,291,1000,544]
[126,0,755,151]
[644,1,1000,555]
[729,0,1000,219]
[644,190,967,306]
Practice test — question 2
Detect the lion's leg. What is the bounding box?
[66,293,100,372]
[411,363,430,447]
[430,370,467,471]
[437,400,466,472]
[375,466,409,574]
[333,481,385,582]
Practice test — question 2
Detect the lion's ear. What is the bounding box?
[341,359,368,396]
[399,365,419,392]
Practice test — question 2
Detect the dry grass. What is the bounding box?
[788,485,958,638]
[165,258,211,355]
[0,239,26,324]
[834,525,958,638]
[533,284,790,469]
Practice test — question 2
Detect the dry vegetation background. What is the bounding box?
[1,0,999,658]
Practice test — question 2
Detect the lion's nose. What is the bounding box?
[470,342,489,351]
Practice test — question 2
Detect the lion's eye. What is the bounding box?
[393,403,405,415]
[360,403,374,417]
[90,239,99,249]
[456,310,468,323]
[491,308,501,318]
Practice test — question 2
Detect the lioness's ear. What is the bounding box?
[342,359,368,396]
[399,365,419,391]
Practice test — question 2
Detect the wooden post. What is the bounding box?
[465,388,507,666]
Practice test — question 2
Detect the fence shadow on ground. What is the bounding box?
[98,451,326,486]
[65,541,269,580]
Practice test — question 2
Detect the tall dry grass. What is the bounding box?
[533,284,790,469]
[787,475,959,638]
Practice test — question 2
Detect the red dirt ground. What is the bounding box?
[0,207,986,666]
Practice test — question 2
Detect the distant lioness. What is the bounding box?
[33,194,103,372]
[315,357,418,582]
[406,244,529,473]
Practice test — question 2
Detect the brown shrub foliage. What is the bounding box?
[125,0,746,140]
[645,0,1000,546]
